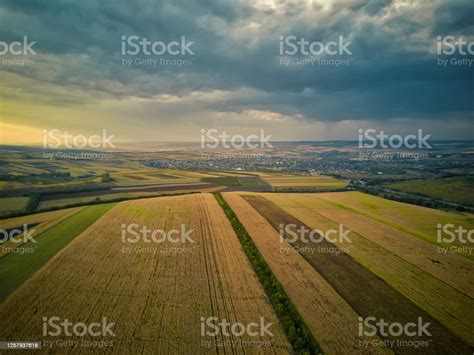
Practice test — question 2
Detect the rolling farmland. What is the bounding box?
[36,186,222,210]
[0,197,30,215]
[0,204,115,301]
[0,194,291,354]
[0,206,85,257]
[1,185,472,353]
[256,173,348,191]
[222,192,386,354]
[222,191,474,354]
[386,176,474,207]
[1,1,472,353]
[0,161,257,215]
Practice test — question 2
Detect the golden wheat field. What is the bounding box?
[0,194,290,354]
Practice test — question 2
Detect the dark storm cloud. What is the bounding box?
[362,0,392,16]
[433,0,474,35]
[0,0,473,123]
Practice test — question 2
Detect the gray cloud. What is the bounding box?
[0,0,473,137]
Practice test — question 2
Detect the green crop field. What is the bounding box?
[0,203,115,301]
[202,176,241,186]
[0,197,30,213]
[37,193,134,210]
[387,176,474,206]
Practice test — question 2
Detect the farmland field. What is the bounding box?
[0,204,115,301]
[257,173,348,191]
[0,207,84,231]
[1,2,473,354]
[202,175,266,189]
[222,192,386,354]
[386,176,474,206]
[223,191,474,354]
[0,196,30,214]
[0,206,85,257]
[108,168,245,183]
[37,185,222,210]
[0,194,290,353]
[310,191,474,254]
[37,193,136,209]
[258,193,474,344]
[202,176,242,186]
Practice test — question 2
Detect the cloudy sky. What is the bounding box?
[0,0,473,144]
